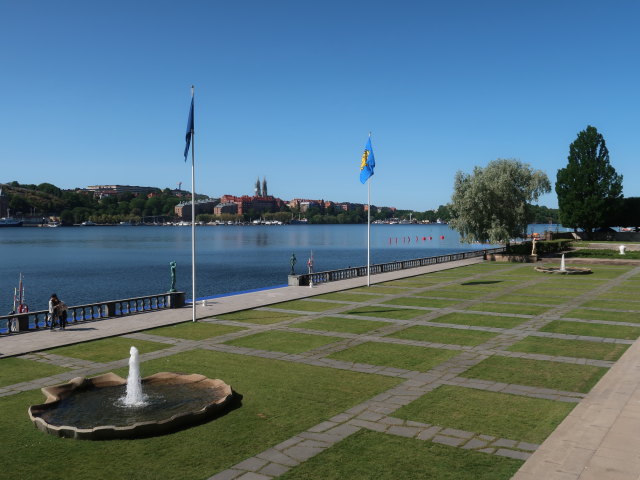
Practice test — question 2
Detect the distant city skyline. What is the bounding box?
[1,1,639,210]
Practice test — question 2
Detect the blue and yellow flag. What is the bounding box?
[184,95,194,161]
[359,136,375,183]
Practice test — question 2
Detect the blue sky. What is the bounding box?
[1,0,638,211]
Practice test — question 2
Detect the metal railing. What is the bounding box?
[1,292,185,335]
[294,247,506,286]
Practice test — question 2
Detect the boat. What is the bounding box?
[81,221,97,226]
[0,217,23,227]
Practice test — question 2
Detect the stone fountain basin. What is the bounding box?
[28,372,233,440]
[534,266,593,275]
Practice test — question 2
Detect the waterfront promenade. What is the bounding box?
[2,257,640,479]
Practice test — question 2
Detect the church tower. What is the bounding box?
[254,177,262,197]
[262,177,268,197]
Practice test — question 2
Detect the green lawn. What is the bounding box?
[349,285,411,294]
[492,294,566,305]
[540,320,640,340]
[466,302,550,316]
[328,342,459,372]
[508,336,629,361]
[268,300,346,312]
[563,309,640,324]
[279,429,522,480]
[394,385,575,444]
[416,289,487,299]
[344,305,428,320]
[215,309,301,324]
[435,312,527,329]
[387,325,498,346]
[0,358,70,388]
[311,292,386,303]
[0,349,400,480]
[45,337,169,363]
[461,356,608,393]
[144,321,247,340]
[383,297,461,308]
[223,331,342,354]
[581,300,640,311]
[293,316,392,334]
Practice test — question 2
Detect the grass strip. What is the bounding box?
[311,292,386,303]
[267,300,346,312]
[144,322,247,340]
[540,320,640,340]
[492,294,566,305]
[466,302,550,316]
[223,330,342,354]
[279,429,522,480]
[345,305,428,320]
[216,309,300,325]
[394,384,574,444]
[328,341,459,372]
[507,336,629,361]
[293,316,392,334]
[45,337,169,363]
[415,289,487,299]
[387,325,498,346]
[0,358,70,388]
[462,356,607,393]
[435,312,527,329]
[383,297,460,308]
[581,300,640,312]
[563,309,640,324]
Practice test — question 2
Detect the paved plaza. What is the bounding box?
[1,258,640,479]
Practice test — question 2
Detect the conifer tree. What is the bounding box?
[555,126,623,234]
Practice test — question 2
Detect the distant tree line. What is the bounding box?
[1,181,184,225]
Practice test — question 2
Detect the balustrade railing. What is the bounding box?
[293,247,506,286]
[1,292,185,335]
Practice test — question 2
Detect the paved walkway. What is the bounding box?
[2,258,640,479]
[0,258,484,358]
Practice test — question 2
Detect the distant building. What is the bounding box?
[213,202,238,215]
[174,200,217,219]
[85,185,158,198]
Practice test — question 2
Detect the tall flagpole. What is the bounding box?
[367,131,371,287]
[190,85,197,322]
[367,174,371,286]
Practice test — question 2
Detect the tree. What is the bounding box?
[449,159,551,244]
[556,125,623,234]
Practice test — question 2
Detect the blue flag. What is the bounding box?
[184,96,194,161]
[359,136,375,183]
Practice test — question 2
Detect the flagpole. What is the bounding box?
[367,175,371,287]
[190,85,197,323]
[367,132,371,287]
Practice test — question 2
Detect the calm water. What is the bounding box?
[0,223,560,313]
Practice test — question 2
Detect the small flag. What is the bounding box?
[184,95,194,161]
[359,136,375,183]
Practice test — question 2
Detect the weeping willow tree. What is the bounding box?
[448,159,551,245]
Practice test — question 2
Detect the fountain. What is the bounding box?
[123,346,146,407]
[534,253,592,275]
[28,346,235,440]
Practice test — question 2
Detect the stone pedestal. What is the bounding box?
[168,291,186,309]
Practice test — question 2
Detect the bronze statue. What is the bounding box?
[169,261,177,292]
[290,253,297,275]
